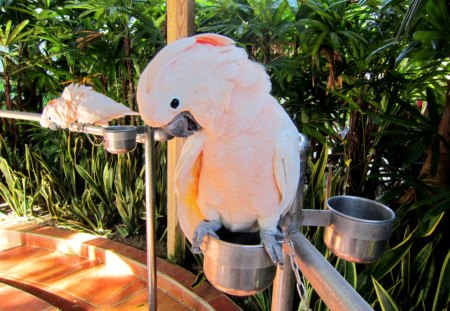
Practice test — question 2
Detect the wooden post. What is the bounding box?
[166,0,195,264]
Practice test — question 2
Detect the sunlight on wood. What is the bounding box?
[166,0,195,264]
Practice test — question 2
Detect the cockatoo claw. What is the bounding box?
[260,229,284,267]
[191,220,222,254]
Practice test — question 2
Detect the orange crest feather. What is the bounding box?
[195,34,234,46]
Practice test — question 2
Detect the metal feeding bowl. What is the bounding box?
[103,125,137,154]
[324,196,395,263]
[201,229,276,296]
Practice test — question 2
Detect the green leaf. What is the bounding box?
[371,230,414,279]
[395,0,427,38]
[297,19,328,32]
[336,258,357,288]
[432,250,450,311]
[75,164,110,207]
[413,30,448,41]
[272,0,288,25]
[372,277,400,311]
[6,20,30,46]
[312,31,328,55]
[410,243,433,293]
[417,212,445,238]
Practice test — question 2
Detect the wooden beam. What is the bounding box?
[166,0,195,264]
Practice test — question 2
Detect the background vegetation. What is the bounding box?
[1,0,449,310]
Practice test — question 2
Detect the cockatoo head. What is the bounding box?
[137,33,271,137]
[40,83,91,129]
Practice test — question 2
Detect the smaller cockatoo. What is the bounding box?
[40,83,139,129]
[137,33,300,266]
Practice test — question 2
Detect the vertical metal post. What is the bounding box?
[272,134,309,311]
[271,252,295,311]
[144,125,157,310]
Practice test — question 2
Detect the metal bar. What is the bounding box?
[271,251,295,311]
[0,110,172,142]
[272,133,310,311]
[144,126,157,310]
[0,110,41,122]
[286,231,373,311]
[0,110,105,136]
[299,209,331,227]
[68,123,104,136]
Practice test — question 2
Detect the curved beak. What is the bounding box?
[163,111,201,137]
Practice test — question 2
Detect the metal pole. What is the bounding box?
[0,110,41,122]
[271,252,295,311]
[286,231,373,311]
[272,134,309,311]
[144,126,157,310]
[0,110,104,136]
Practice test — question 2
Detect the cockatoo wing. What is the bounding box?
[273,130,300,217]
[73,86,139,126]
[174,133,206,242]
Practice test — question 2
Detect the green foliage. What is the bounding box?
[0,134,55,218]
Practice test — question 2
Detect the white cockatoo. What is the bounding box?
[40,83,139,129]
[137,33,300,265]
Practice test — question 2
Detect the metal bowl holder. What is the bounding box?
[102,125,173,154]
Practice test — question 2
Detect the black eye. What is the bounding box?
[170,98,180,109]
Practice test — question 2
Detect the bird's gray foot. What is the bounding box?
[191,220,222,254]
[260,229,284,267]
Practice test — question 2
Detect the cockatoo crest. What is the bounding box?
[195,33,235,46]
[137,33,271,136]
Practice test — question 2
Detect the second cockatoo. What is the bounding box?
[137,33,300,265]
[40,83,139,129]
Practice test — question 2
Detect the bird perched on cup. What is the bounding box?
[137,33,300,266]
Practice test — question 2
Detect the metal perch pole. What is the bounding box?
[144,126,157,310]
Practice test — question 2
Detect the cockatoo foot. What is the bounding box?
[191,220,222,254]
[260,229,284,267]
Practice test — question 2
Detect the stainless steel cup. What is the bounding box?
[201,234,276,296]
[103,125,137,154]
[324,195,395,263]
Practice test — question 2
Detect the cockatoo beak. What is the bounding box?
[163,111,201,137]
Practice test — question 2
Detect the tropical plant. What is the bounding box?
[0,135,55,217]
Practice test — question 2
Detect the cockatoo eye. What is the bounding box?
[170,98,180,109]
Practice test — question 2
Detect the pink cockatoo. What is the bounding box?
[40,83,139,129]
[137,33,300,265]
